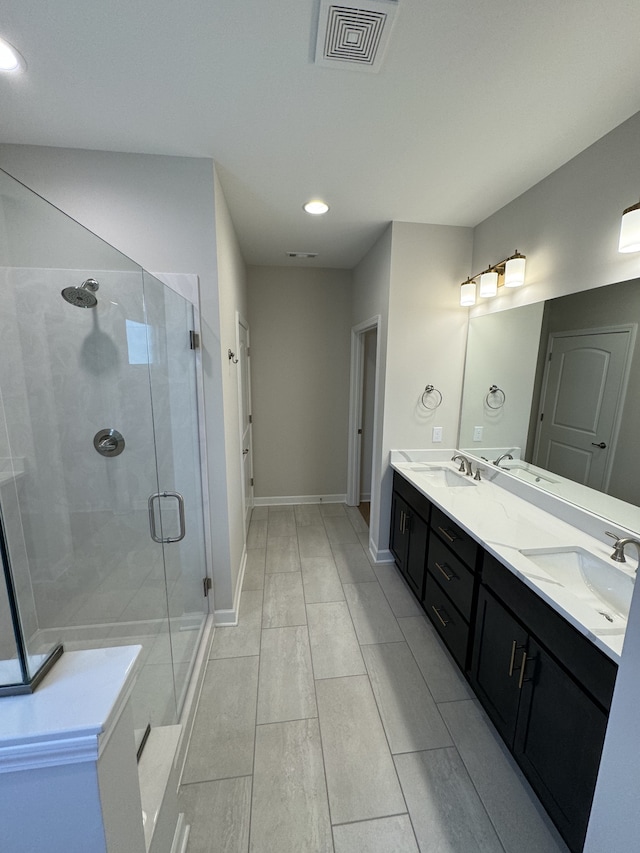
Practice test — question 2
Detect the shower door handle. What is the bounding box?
[148,491,186,544]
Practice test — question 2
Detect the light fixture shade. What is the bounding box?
[479,270,498,298]
[618,203,640,253]
[460,280,476,307]
[504,255,526,287]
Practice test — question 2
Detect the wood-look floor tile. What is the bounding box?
[373,564,422,618]
[257,626,317,723]
[343,582,404,645]
[333,815,418,853]
[250,718,333,853]
[179,776,251,853]
[395,748,505,852]
[306,601,366,679]
[316,675,405,824]
[182,656,258,784]
[300,556,345,603]
[332,543,377,583]
[262,572,306,628]
[362,642,453,754]
[398,615,472,703]
[440,700,569,853]
[265,535,300,573]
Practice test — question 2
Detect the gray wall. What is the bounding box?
[247,265,352,499]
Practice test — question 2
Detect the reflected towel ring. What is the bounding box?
[421,384,443,410]
[486,384,506,409]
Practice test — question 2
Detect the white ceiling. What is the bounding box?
[1,0,640,269]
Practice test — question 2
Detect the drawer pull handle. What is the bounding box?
[438,526,457,544]
[435,561,455,582]
[508,640,517,676]
[431,605,449,628]
[399,510,405,534]
[518,651,529,689]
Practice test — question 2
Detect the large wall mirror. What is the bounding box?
[458,277,640,533]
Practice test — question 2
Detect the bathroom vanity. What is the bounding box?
[389,453,630,853]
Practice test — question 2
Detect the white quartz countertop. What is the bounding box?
[391,451,637,663]
[0,645,142,771]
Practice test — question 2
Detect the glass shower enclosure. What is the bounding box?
[0,167,211,731]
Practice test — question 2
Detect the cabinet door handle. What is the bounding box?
[518,651,529,689]
[431,605,449,627]
[508,640,518,676]
[435,561,455,582]
[437,526,457,544]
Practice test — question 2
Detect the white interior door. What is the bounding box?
[534,327,635,490]
[238,315,253,532]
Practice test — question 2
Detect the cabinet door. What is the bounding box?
[514,638,608,853]
[390,492,410,573]
[471,586,528,746]
[404,510,428,597]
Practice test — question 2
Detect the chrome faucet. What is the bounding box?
[451,454,473,476]
[605,532,640,569]
[493,453,514,467]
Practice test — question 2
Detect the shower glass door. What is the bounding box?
[142,271,209,719]
[0,167,210,726]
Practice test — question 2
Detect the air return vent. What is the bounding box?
[315,0,398,72]
[286,252,318,259]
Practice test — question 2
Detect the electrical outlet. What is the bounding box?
[432,426,443,443]
[473,426,483,442]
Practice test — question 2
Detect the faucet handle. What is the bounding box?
[605,531,626,563]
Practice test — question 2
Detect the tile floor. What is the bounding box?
[178,503,569,853]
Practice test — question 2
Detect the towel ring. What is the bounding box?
[486,384,506,409]
[421,385,443,410]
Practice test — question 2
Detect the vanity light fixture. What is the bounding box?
[459,250,526,307]
[303,200,329,215]
[618,201,640,253]
[0,36,26,72]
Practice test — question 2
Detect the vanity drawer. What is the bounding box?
[424,573,469,670]
[431,505,478,570]
[426,532,475,622]
[392,471,431,523]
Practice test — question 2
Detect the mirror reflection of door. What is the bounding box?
[238,315,253,534]
[534,327,635,491]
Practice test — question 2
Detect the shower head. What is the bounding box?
[61,278,99,308]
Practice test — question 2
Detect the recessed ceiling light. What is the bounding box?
[0,36,26,73]
[303,200,329,215]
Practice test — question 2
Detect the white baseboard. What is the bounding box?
[214,545,246,626]
[369,543,394,564]
[360,491,371,502]
[254,494,347,506]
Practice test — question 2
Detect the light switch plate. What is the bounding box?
[432,426,443,443]
[473,426,483,441]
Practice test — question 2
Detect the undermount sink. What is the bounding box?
[401,464,476,487]
[519,546,634,627]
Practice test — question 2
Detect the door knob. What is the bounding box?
[591,442,607,449]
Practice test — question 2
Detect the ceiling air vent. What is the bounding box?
[315,0,398,73]
[286,252,318,259]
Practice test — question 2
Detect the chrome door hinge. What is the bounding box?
[203,576,212,597]
[251,477,254,487]
[189,330,200,350]
[247,347,251,357]
[249,414,253,424]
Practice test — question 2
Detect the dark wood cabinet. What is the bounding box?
[472,569,613,853]
[389,469,618,853]
[390,474,430,598]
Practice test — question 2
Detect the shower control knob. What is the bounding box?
[94,428,125,457]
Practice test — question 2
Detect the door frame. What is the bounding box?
[533,323,637,492]
[236,311,254,536]
[347,316,381,508]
